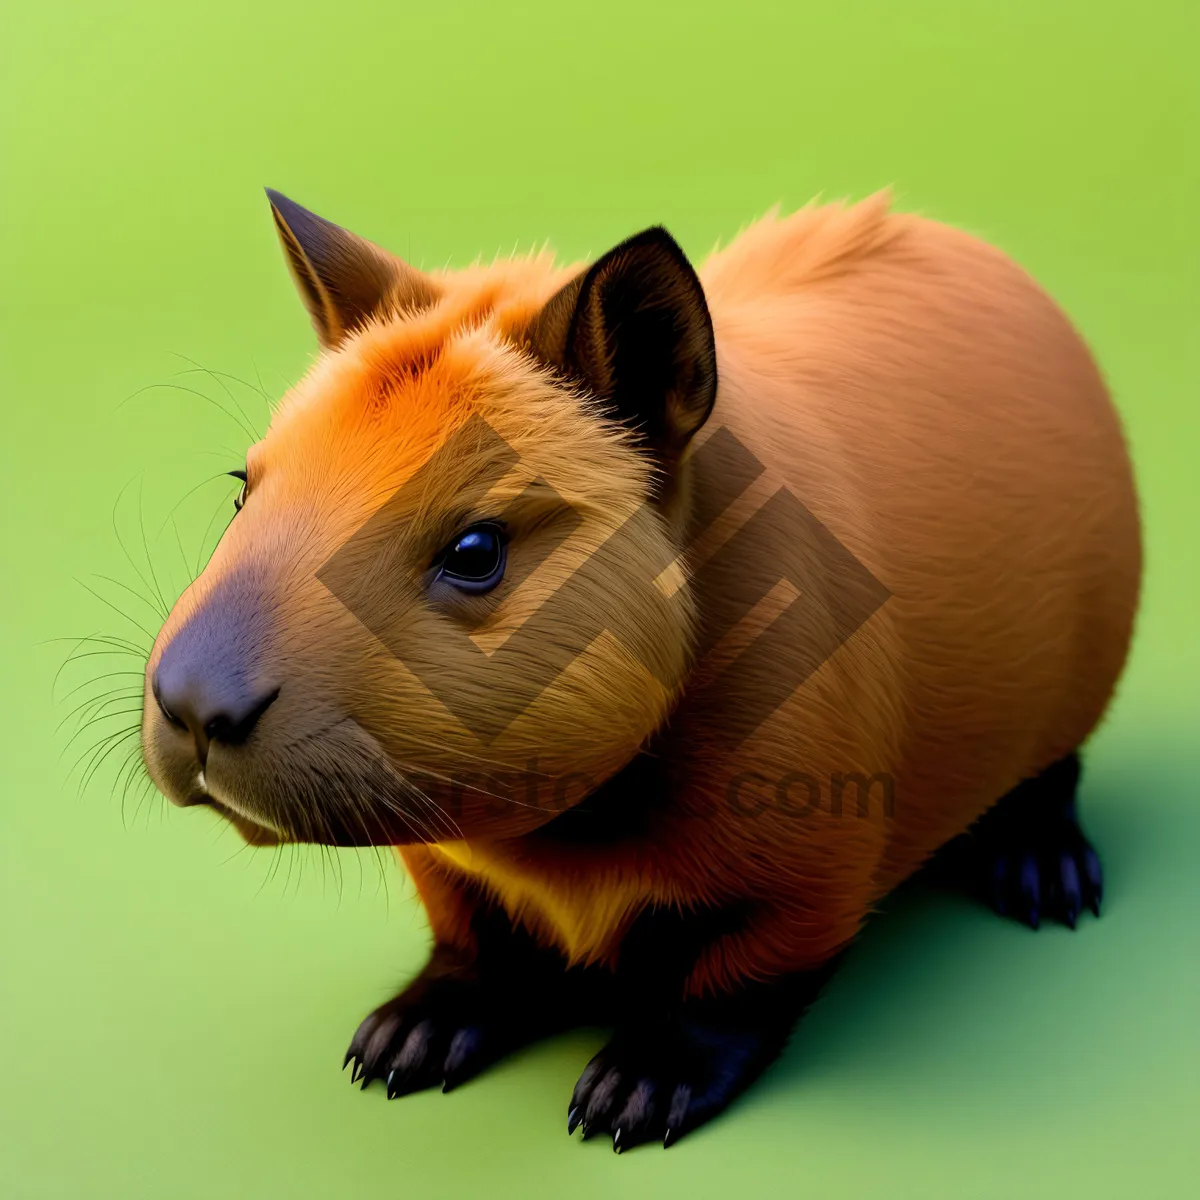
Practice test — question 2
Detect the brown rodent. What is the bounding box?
[141,188,1141,1151]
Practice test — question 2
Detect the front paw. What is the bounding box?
[344,973,511,1097]
[568,1016,779,1152]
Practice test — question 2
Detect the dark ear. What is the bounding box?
[266,189,440,349]
[526,227,717,460]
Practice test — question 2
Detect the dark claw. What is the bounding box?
[350,1061,364,1084]
[665,1082,693,1141]
[663,1128,678,1149]
[342,1051,354,1071]
[609,1078,661,1152]
[1060,856,1081,929]
[442,1026,483,1092]
[612,1128,623,1154]
[1017,855,1041,929]
[567,1107,581,1136]
[443,1026,478,1074]
[1082,847,1103,915]
[579,1064,622,1136]
[386,1070,425,1099]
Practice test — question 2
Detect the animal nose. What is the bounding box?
[153,661,279,766]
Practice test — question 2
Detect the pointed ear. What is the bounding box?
[526,227,717,461]
[266,189,440,349]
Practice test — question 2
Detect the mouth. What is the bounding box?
[165,716,463,848]
[176,776,288,846]
[149,702,558,848]
[202,796,285,846]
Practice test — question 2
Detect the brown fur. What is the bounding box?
[142,191,1140,1000]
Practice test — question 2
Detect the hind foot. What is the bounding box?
[985,812,1102,930]
[964,752,1103,930]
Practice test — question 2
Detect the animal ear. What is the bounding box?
[526,227,717,461]
[265,188,440,349]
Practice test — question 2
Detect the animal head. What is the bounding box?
[140,191,718,845]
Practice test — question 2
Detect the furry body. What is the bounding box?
[142,191,1140,1149]
[403,195,1139,992]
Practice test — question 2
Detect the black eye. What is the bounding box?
[437,523,506,593]
[228,469,247,512]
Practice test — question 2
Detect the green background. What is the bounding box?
[2,1,1197,1196]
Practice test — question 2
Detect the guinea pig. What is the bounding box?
[140,187,1141,1152]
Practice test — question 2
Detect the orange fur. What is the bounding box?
[143,193,1140,999]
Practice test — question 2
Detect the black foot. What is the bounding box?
[345,964,519,1096]
[567,968,833,1153]
[568,1018,774,1152]
[345,910,603,1097]
[965,752,1103,930]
